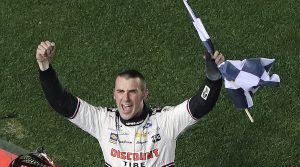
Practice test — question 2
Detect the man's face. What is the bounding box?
[114,76,148,120]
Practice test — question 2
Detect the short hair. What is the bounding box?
[116,70,147,91]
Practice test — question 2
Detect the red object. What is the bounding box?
[0,149,17,167]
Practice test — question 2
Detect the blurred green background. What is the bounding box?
[0,0,299,166]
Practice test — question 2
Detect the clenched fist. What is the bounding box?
[203,51,225,66]
[36,41,55,71]
[203,50,225,81]
[211,51,225,66]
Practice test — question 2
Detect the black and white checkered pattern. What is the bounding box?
[183,1,280,109]
[218,58,280,109]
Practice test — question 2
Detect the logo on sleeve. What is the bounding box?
[201,85,210,100]
[151,134,161,143]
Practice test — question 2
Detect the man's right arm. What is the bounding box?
[39,65,79,118]
[36,41,79,118]
[39,64,107,139]
[36,41,106,139]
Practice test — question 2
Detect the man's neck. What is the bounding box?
[119,104,151,126]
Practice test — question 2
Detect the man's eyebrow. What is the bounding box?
[115,88,139,92]
[128,89,139,92]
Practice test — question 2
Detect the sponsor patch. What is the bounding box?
[136,141,148,144]
[135,131,147,139]
[118,130,129,136]
[111,148,159,161]
[118,140,132,144]
[109,133,118,144]
[143,122,152,129]
[201,85,210,100]
[151,134,161,143]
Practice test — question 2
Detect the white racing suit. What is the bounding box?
[39,65,222,167]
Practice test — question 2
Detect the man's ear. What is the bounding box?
[143,89,149,99]
[113,89,116,100]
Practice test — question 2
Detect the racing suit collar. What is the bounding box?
[119,103,152,126]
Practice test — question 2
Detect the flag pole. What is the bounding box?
[245,109,254,123]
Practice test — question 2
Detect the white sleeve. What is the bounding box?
[156,99,197,140]
[68,98,108,140]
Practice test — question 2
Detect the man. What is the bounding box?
[36,40,224,167]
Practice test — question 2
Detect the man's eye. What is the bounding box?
[129,90,138,94]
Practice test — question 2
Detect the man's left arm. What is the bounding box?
[188,76,222,120]
[157,51,224,140]
[189,51,224,119]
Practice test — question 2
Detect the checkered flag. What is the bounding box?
[218,58,280,121]
[183,0,281,122]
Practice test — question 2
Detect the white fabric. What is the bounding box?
[69,98,197,167]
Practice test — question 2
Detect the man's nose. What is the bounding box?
[124,92,130,101]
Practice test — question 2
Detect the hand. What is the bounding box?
[36,41,55,63]
[36,41,55,71]
[203,50,225,80]
[211,51,225,65]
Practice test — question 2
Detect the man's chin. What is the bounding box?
[119,112,132,120]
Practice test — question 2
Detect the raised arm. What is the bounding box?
[36,41,79,118]
[188,51,224,119]
[157,51,224,140]
[36,41,109,139]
